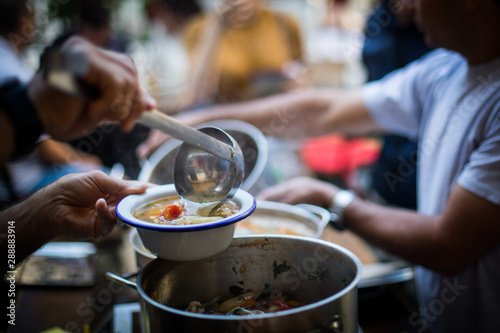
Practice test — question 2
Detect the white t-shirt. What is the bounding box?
[363,49,500,332]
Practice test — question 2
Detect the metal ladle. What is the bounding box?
[42,47,245,207]
[175,127,244,213]
[139,112,244,209]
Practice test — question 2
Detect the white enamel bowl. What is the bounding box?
[116,185,256,261]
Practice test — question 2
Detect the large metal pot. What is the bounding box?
[110,235,362,333]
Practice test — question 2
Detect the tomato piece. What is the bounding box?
[161,204,184,221]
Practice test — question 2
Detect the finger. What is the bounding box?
[85,55,137,123]
[85,170,148,201]
[122,87,157,132]
[95,198,115,237]
[85,75,121,122]
[120,87,145,132]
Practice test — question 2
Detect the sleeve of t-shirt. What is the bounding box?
[362,49,451,139]
[362,63,425,139]
[458,108,500,206]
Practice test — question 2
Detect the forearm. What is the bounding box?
[37,139,101,165]
[178,88,383,138]
[345,199,448,272]
[332,180,500,275]
[0,186,62,272]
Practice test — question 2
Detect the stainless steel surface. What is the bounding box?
[112,235,362,333]
[112,302,365,333]
[129,228,156,269]
[139,111,237,162]
[234,201,331,238]
[295,203,332,236]
[16,242,97,286]
[174,126,244,205]
[106,272,138,291]
[358,263,414,288]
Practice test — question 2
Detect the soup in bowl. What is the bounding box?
[116,184,256,261]
[133,197,239,225]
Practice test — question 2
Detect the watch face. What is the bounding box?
[335,190,355,208]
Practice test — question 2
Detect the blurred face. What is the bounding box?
[389,0,416,27]
[413,0,466,50]
[220,0,261,26]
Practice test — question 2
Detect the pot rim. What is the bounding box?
[116,185,256,232]
[136,235,362,320]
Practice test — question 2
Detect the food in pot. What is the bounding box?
[185,289,302,315]
[133,197,239,225]
[235,215,316,237]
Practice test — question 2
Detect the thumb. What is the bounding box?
[95,198,116,237]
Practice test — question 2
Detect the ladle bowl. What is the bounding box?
[174,127,244,207]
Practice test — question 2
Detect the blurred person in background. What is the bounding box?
[363,0,432,209]
[52,1,152,180]
[183,0,304,105]
[137,0,305,159]
[54,1,128,52]
[0,0,102,208]
[131,0,202,114]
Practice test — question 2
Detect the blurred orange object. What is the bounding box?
[300,134,381,175]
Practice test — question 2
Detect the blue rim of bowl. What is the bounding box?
[116,186,256,232]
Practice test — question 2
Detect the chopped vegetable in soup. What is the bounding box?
[161,204,184,221]
[133,196,239,225]
[185,289,302,316]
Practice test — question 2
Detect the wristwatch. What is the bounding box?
[328,190,356,231]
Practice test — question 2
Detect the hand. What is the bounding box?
[45,170,148,239]
[28,36,156,140]
[256,176,340,208]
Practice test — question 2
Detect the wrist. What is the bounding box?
[19,186,63,242]
[39,183,68,238]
